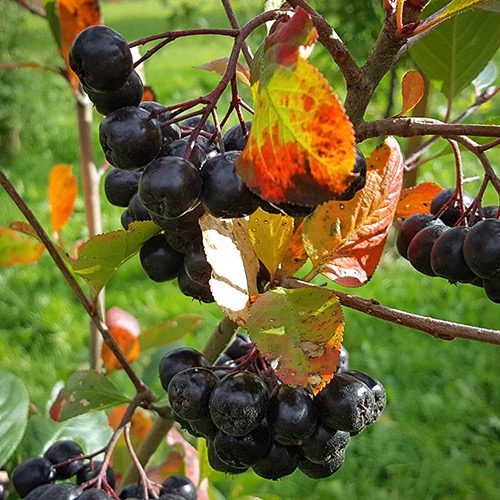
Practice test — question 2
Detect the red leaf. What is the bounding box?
[236,7,357,206]
[49,164,78,232]
[396,182,443,219]
[398,70,425,116]
[0,227,45,266]
[106,306,141,338]
[303,138,404,287]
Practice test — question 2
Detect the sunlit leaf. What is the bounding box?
[248,287,344,394]
[0,227,46,266]
[398,70,425,116]
[247,207,295,279]
[303,138,404,287]
[199,214,259,327]
[101,326,140,374]
[45,0,102,91]
[410,0,499,98]
[195,58,251,86]
[433,0,500,21]
[72,221,159,293]
[280,219,309,275]
[139,314,203,351]
[236,7,356,206]
[106,306,141,337]
[56,370,131,421]
[396,182,443,219]
[0,371,29,465]
[49,164,78,232]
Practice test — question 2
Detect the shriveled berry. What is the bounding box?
[343,370,386,423]
[300,423,350,465]
[298,454,345,479]
[315,372,376,433]
[159,347,209,392]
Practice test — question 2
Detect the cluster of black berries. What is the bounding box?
[159,335,386,480]
[397,188,500,303]
[69,25,368,302]
[11,439,197,499]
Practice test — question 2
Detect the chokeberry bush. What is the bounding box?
[0,0,499,499]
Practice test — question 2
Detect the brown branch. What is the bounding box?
[357,117,500,142]
[220,0,253,66]
[276,271,500,346]
[287,0,361,87]
[0,168,154,399]
[13,0,46,18]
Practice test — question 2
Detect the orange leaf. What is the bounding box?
[108,405,152,438]
[57,0,102,91]
[398,70,425,116]
[302,137,404,287]
[396,182,443,219]
[280,219,308,274]
[101,325,140,373]
[195,58,251,86]
[142,85,157,102]
[236,7,356,206]
[49,164,78,232]
[0,227,45,266]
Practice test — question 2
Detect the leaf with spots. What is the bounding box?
[200,213,260,328]
[247,207,295,280]
[302,137,404,287]
[236,7,357,207]
[396,182,443,219]
[55,370,131,421]
[280,219,309,275]
[248,287,344,395]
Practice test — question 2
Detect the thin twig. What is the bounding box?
[275,271,500,345]
[220,0,254,66]
[357,117,500,142]
[0,168,154,398]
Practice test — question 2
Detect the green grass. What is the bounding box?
[1,1,499,499]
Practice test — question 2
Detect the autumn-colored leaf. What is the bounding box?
[398,70,425,116]
[45,0,102,91]
[166,427,201,486]
[142,85,157,102]
[0,227,45,266]
[199,214,259,327]
[195,58,251,86]
[302,137,404,287]
[236,7,356,207]
[396,182,443,219]
[247,207,295,280]
[101,325,140,374]
[49,164,78,232]
[248,287,344,394]
[106,306,141,337]
[280,219,309,275]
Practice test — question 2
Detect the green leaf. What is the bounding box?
[139,314,203,351]
[22,411,113,458]
[438,0,500,18]
[248,287,344,394]
[57,370,131,421]
[72,221,159,293]
[44,0,63,50]
[0,371,30,465]
[410,1,499,98]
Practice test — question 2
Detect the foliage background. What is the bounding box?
[0,1,499,499]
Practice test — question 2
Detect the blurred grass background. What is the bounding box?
[0,1,499,499]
